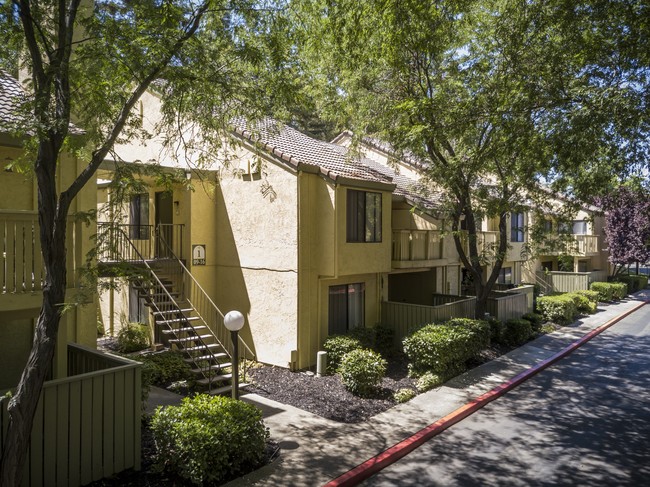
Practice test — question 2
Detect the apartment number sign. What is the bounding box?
[192,244,206,265]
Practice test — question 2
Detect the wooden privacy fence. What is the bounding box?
[381,296,476,344]
[1,344,142,487]
[536,271,608,293]
[486,291,529,322]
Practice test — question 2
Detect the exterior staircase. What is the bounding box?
[98,223,254,395]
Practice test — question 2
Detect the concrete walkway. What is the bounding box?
[146,291,650,486]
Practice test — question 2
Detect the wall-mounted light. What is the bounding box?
[174,200,180,215]
[185,170,192,180]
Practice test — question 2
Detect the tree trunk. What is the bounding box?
[0,144,68,486]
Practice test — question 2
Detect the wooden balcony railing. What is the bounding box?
[539,234,600,256]
[461,230,499,256]
[1,210,80,295]
[392,230,443,262]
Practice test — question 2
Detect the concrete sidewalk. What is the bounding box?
[220,290,650,486]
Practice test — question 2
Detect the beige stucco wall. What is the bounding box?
[214,151,299,367]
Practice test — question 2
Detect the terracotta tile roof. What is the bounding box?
[232,118,395,187]
[0,71,28,131]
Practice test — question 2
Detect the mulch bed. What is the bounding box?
[246,353,417,423]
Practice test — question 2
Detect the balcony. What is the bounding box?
[96,223,184,265]
[392,230,447,268]
[540,234,600,257]
[1,211,81,307]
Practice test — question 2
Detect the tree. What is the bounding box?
[0,1,292,484]
[295,0,649,317]
[598,185,650,275]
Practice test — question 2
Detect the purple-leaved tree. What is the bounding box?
[598,186,650,275]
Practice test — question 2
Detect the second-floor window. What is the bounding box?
[347,189,382,243]
[510,212,525,242]
[130,193,149,240]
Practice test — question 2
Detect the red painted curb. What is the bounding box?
[324,298,650,487]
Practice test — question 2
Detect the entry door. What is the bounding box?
[155,191,174,257]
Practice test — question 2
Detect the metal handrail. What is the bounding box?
[155,226,256,369]
[110,226,227,391]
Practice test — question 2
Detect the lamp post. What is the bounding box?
[224,310,245,400]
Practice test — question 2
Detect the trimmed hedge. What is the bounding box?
[566,292,597,314]
[614,274,648,293]
[151,395,269,485]
[590,281,627,302]
[537,294,578,325]
[574,289,600,305]
[501,319,533,346]
[339,348,387,397]
[403,319,490,376]
[323,335,363,373]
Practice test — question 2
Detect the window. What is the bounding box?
[543,219,553,233]
[572,221,588,235]
[347,190,382,243]
[129,193,149,240]
[510,212,524,242]
[328,283,365,335]
[497,267,513,285]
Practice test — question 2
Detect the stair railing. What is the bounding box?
[155,225,256,378]
[108,225,227,392]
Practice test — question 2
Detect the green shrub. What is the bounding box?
[591,281,628,301]
[151,394,269,485]
[403,321,489,376]
[574,289,600,305]
[536,295,578,325]
[521,312,543,331]
[139,351,193,387]
[393,388,417,403]
[614,274,648,293]
[566,292,597,314]
[339,349,387,397]
[349,325,395,356]
[484,316,505,342]
[323,335,364,373]
[501,319,533,346]
[415,371,444,392]
[445,318,492,345]
[117,322,150,353]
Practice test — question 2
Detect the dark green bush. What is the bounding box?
[537,295,578,325]
[323,335,363,373]
[403,321,490,376]
[139,351,193,387]
[501,319,533,346]
[151,394,269,485]
[117,322,150,353]
[566,292,597,314]
[349,325,395,356]
[521,312,543,330]
[339,348,387,397]
[613,274,648,293]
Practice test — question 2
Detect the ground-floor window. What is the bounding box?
[497,266,513,285]
[328,283,365,335]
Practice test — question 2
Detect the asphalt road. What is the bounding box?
[363,304,650,487]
